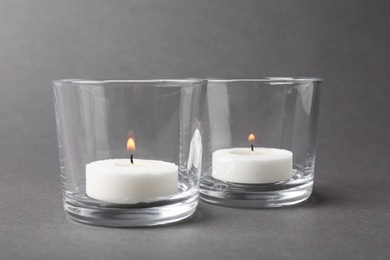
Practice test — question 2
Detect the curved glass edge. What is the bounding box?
[207,77,323,84]
[52,78,207,86]
[53,78,322,86]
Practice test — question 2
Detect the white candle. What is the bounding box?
[212,147,293,184]
[86,159,178,204]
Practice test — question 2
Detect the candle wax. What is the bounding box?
[86,159,178,204]
[212,147,292,184]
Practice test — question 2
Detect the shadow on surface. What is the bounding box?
[295,191,334,208]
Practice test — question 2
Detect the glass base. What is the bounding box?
[63,195,198,227]
[200,174,313,208]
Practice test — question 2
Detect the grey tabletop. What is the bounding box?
[1,1,390,259]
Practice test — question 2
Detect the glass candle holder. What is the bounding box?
[200,78,322,208]
[53,79,206,227]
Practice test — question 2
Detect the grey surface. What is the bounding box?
[1,0,390,259]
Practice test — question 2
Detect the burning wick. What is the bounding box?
[248,133,255,152]
[127,135,136,165]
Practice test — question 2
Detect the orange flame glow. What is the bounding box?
[127,131,136,151]
[248,133,255,142]
[127,137,135,152]
[127,137,136,152]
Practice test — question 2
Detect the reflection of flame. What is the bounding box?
[248,133,255,142]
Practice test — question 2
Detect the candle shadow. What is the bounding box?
[268,190,335,209]
[303,191,334,206]
[281,192,329,208]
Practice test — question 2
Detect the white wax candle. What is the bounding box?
[86,159,178,204]
[212,148,293,184]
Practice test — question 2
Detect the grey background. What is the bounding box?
[1,0,389,259]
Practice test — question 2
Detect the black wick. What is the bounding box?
[251,144,254,151]
[130,154,134,164]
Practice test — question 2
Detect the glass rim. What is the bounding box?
[53,77,322,86]
[207,77,322,83]
[53,78,207,86]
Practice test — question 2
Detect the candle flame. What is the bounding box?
[127,137,136,152]
[127,131,136,164]
[248,133,255,142]
[127,131,136,152]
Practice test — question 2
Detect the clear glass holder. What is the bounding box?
[53,79,206,227]
[200,78,322,208]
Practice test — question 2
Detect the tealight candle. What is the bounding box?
[86,136,178,204]
[212,134,293,184]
